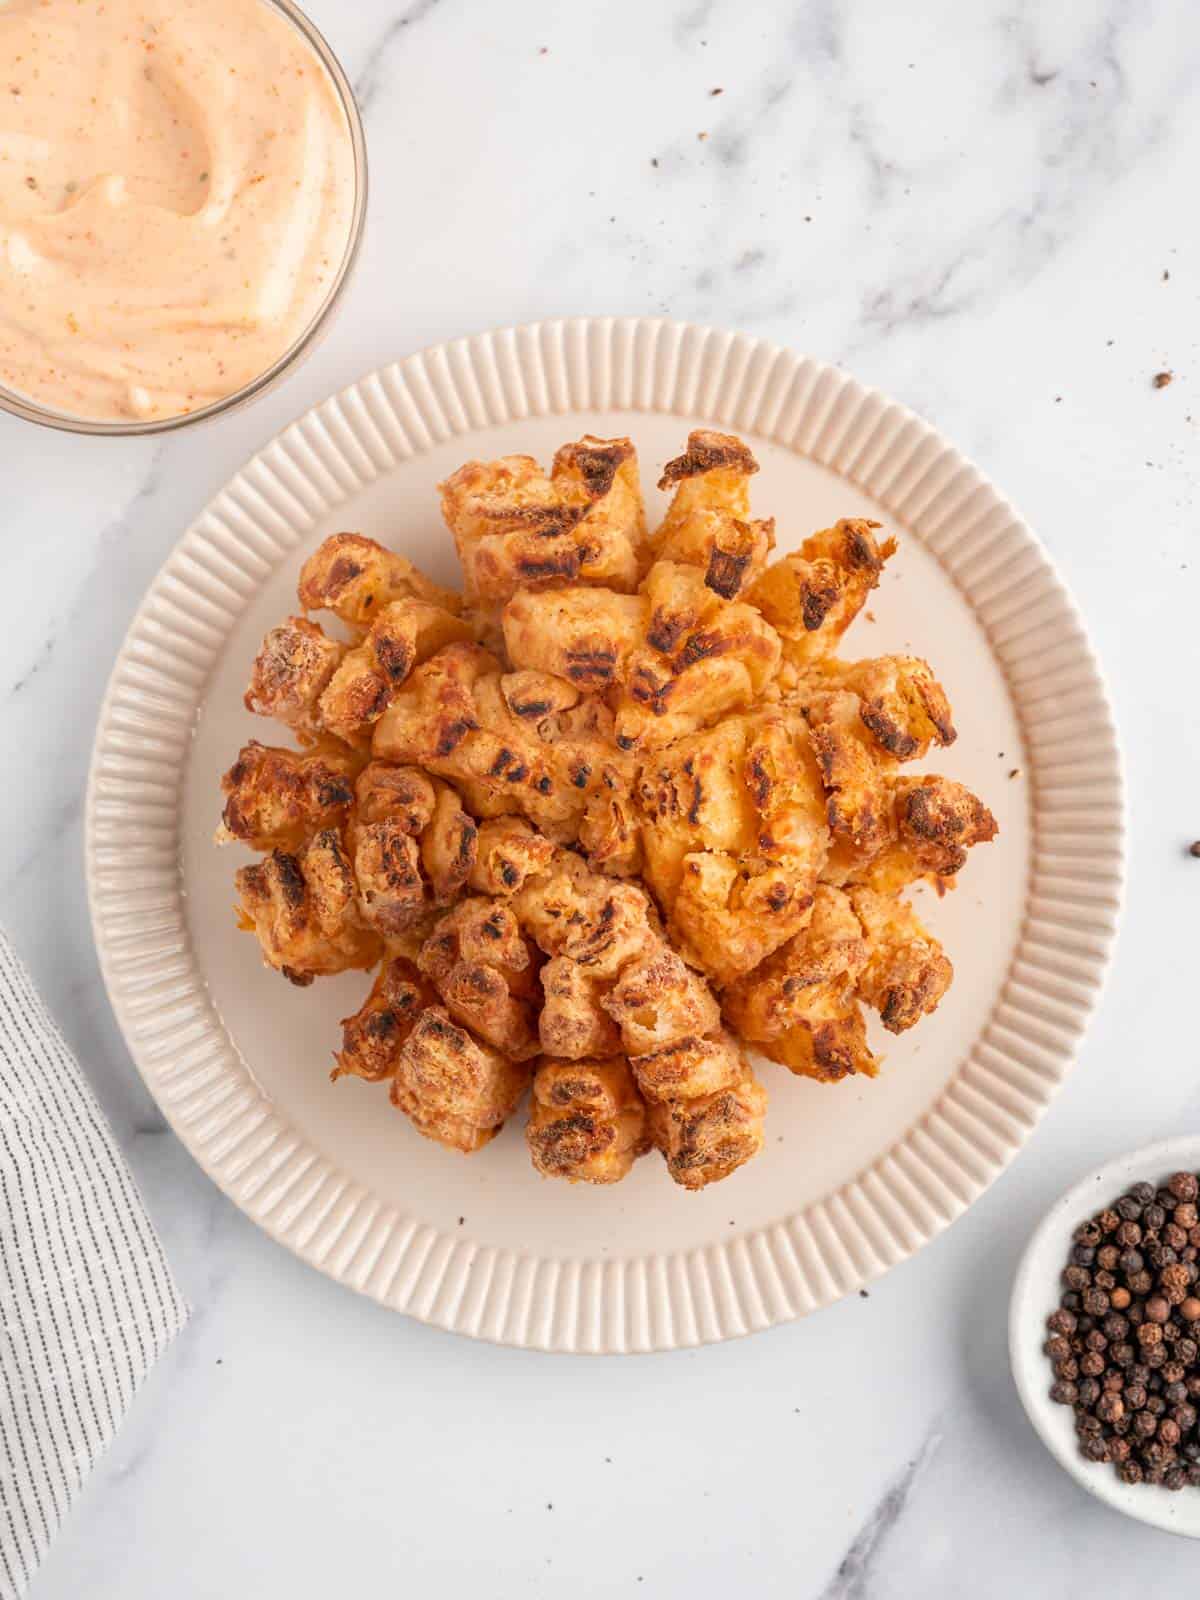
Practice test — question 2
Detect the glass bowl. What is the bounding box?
[0,0,367,436]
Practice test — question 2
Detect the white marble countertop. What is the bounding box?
[4,1,1199,1593]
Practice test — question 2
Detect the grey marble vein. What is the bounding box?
[818,1432,942,1600]
[355,0,445,110]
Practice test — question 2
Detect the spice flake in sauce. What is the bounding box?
[0,0,356,422]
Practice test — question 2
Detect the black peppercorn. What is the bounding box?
[1044,1173,1200,1496]
[1077,1377,1102,1408]
[1096,1392,1124,1424]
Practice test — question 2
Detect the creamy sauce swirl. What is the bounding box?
[0,0,356,421]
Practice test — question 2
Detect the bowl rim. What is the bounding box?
[0,0,368,437]
[1010,1134,1200,1537]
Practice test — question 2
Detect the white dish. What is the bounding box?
[1011,1138,1200,1536]
[85,317,1125,1352]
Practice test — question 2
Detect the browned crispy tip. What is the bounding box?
[538,956,623,1060]
[526,1056,649,1185]
[601,943,721,1055]
[468,817,558,898]
[219,740,357,852]
[417,897,541,1060]
[657,429,759,489]
[235,830,381,983]
[333,957,435,1082]
[646,1053,767,1189]
[391,1006,530,1153]
[244,616,345,739]
[298,532,462,626]
[629,1031,742,1104]
[704,517,775,601]
[551,435,636,500]
[897,777,998,877]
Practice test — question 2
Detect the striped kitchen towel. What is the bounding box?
[0,930,188,1598]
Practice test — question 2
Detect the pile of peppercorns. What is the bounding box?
[1046,1171,1200,1489]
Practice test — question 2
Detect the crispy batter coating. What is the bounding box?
[512,857,655,981]
[722,886,876,1082]
[506,847,765,1187]
[353,761,437,832]
[418,897,541,1060]
[333,956,437,1082]
[317,599,472,746]
[345,763,477,936]
[601,944,721,1055]
[392,1006,531,1153]
[245,616,346,741]
[652,430,774,598]
[616,562,782,748]
[235,830,380,985]
[646,1045,768,1190]
[816,655,956,760]
[468,816,558,897]
[421,782,479,905]
[372,642,637,864]
[629,1030,748,1104]
[299,532,461,630]
[746,519,895,675]
[538,957,623,1060]
[218,740,358,851]
[526,1056,649,1184]
[503,561,781,751]
[851,887,953,1034]
[441,436,647,616]
[637,709,829,985]
[502,588,645,692]
[832,774,998,893]
[798,654,957,855]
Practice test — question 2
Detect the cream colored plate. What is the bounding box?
[86,319,1124,1352]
